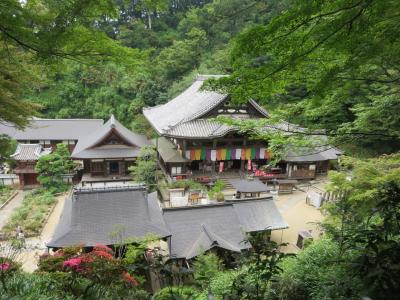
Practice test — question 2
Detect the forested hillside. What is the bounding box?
[1,1,400,299]
[26,0,290,135]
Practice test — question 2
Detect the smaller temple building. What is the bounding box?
[71,115,150,185]
[10,144,52,187]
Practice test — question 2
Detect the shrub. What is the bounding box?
[0,186,13,205]
[38,245,147,299]
[271,238,362,300]
[208,180,226,200]
[154,286,199,300]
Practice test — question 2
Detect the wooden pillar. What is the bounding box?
[104,161,108,176]
[119,161,125,176]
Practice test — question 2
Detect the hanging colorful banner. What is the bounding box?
[211,150,217,161]
[186,147,271,161]
[201,148,206,160]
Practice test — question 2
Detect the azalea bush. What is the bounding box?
[0,257,21,293]
[37,245,147,299]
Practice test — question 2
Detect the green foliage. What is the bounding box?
[212,0,400,155]
[0,186,14,205]
[0,136,17,169]
[207,179,225,200]
[192,253,222,289]
[36,245,149,299]
[154,286,199,300]
[35,144,75,191]
[129,145,159,190]
[229,235,289,300]
[3,189,56,236]
[0,0,143,129]
[321,154,400,299]
[272,238,361,300]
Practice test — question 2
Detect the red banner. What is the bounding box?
[219,161,224,173]
[247,159,252,171]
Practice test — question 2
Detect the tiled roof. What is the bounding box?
[164,119,233,139]
[48,188,170,248]
[143,76,228,134]
[71,115,149,159]
[283,146,342,162]
[229,178,269,193]
[0,118,104,140]
[152,137,189,163]
[11,144,52,161]
[163,197,287,259]
[143,75,270,139]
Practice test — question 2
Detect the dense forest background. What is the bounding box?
[24,0,290,135]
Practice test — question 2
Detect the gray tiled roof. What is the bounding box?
[71,115,149,159]
[284,147,342,162]
[143,76,228,135]
[48,188,170,248]
[0,118,104,140]
[143,76,270,138]
[152,137,189,163]
[11,144,52,161]
[229,178,269,193]
[164,119,233,139]
[163,197,287,259]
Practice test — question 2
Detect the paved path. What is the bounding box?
[271,181,327,253]
[0,190,25,230]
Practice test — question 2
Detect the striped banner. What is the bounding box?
[185,147,271,161]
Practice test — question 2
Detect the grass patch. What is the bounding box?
[0,186,14,205]
[3,189,57,237]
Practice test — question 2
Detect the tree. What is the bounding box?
[323,154,400,299]
[136,0,169,30]
[0,135,17,165]
[192,253,223,289]
[210,0,400,155]
[0,0,142,128]
[35,143,75,191]
[229,234,290,300]
[129,145,159,190]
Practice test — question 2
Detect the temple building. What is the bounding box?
[0,118,103,152]
[0,118,104,187]
[48,185,287,261]
[71,115,150,185]
[1,116,150,187]
[10,144,52,187]
[144,75,341,181]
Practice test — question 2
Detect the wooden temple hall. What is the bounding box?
[71,115,149,184]
[144,75,341,181]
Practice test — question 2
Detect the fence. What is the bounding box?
[0,174,19,186]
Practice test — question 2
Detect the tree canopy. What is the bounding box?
[211,0,400,155]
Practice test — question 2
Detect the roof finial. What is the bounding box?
[110,114,116,128]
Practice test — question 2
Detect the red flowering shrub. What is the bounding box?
[37,244,140,296]
[93,244,113,253]
[122,271,139,286]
